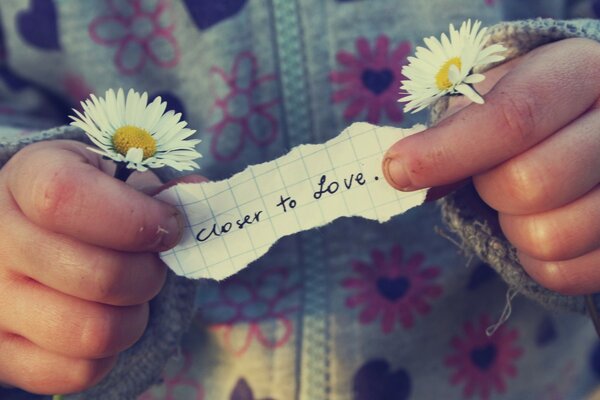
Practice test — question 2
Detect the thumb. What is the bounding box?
[6,140,184,252]
[403,56,519,201]
[383,39,599,193]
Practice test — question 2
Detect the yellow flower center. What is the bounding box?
[435,57,462,90]
[112,125,157,159]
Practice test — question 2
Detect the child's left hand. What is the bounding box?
[384,37,600,295]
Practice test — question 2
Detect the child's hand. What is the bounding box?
[0,140,182,394]
[384,38,600,295]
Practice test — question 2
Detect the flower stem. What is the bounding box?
[52,395,63,400]
[114,162,134,182]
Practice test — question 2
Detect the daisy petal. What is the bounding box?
[399,20,504,112]
[455,84,484,104]
[463,73,485,84]
[69,88,202,173]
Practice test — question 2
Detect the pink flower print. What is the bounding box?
[62,73,93,105]
[199,266,300,356]
[207,51,279,161]
[139,352,204,400]
[330,35,410,123]
[89,0,180,75]
[0,106,16,115]
[485,0,496,5]
[342,245,442,333]
[444,314,524,400]
[537,360,577,400]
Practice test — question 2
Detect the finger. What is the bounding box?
[5,141,183,252]
[0,273,148,359]
[441,57,521,119]
[384,38,600,190]
[1,206,166,306]
[474,107,600,215]
[125,168,163,193]
[518,248,600,295]
[148,174,208,196]
[0,333,116,395]
[498,184,600,262]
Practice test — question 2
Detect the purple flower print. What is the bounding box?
[342,245,443,333]
[330,35,410,123]
[537,360,577,400]
[444,314,523,400]
[199,265,300,356]
[89,0,180,75]
[62,73,93,104]
[139,352,204,400]
[207,51,279,161]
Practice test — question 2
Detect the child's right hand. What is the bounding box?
[0,140,182,394]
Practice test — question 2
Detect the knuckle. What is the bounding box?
[16,372,57,395]
[31,162,81,226]
[13,356,115,395]
[77,304,147,358]
[138,256,168,302]
[530,261,574,294]
[77,307,122,358]
[519,218,565,261]
[4,143,41,175]
[500,160,550,211]
[59,358,116,393]
[494,91,537,146]
[88,256,126,304]
[90,253,167,305]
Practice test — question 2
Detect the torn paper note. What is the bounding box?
[156,122,428,280]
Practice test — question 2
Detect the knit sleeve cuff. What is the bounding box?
[434,18,600,315]
[0,125,90,168]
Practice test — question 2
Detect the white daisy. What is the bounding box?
[399,19,506,113]
[69,88,201,173]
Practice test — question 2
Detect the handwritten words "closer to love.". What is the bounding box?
[195,171,376,242]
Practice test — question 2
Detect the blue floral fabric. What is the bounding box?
[0,1,599,399]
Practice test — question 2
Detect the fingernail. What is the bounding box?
[383,156,414,191]
[160,211,184,250]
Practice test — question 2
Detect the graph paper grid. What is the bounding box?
[157,122,428,280]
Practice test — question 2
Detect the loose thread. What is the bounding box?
[433,225,463,249]
[486,288,518,337]
[433,225,473,267]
